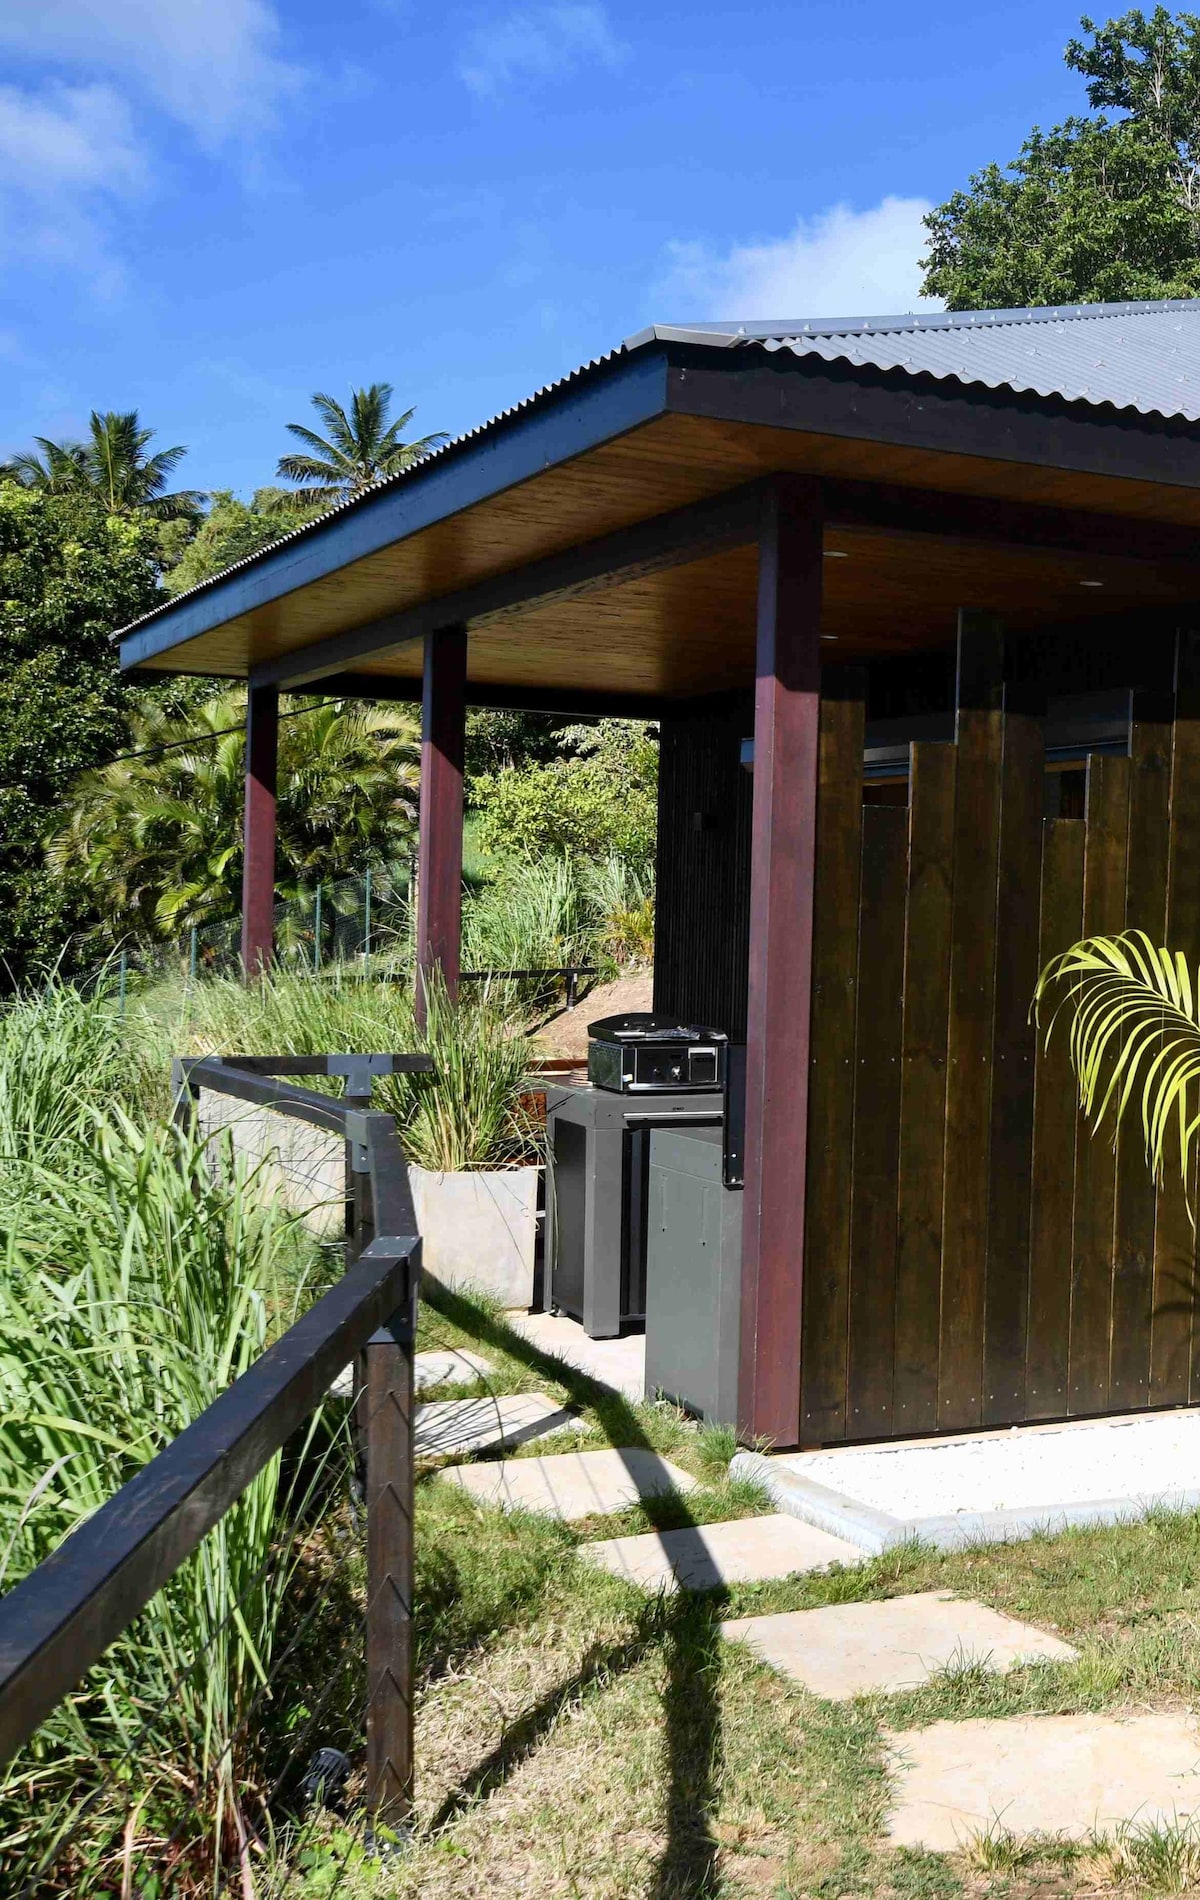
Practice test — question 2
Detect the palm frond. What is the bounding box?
[1033,929,1200,1207]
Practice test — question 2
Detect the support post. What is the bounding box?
[364,1301,415,1836]
[241,684,279,977]
[416,626,467,1027]
[738,477,824,1448]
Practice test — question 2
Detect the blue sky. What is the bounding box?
[1,1,1090,495]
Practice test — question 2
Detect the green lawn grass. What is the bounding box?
[276,1291,1200,1900]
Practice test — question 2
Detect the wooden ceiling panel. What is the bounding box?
[343,525,1200,700]
[142,408,1200,683]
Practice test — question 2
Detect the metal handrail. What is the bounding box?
[0,1051,427,1834]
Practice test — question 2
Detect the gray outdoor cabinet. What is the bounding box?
[544,1083,723,1339]
[644,1126,742,1427]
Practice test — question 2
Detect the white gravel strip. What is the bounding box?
[786,1410,1200,1518]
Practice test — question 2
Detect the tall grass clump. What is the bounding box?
[0,983,337,1894]
[168,957,418,1060]
[386,978,540,1172]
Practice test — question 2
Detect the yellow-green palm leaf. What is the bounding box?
[1033,929,1200,1203]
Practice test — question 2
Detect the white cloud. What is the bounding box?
[659,197,943,325]
[0,0,301,146]
[0,83,142,193]
[0,1,301,291]
[460,3,624,96]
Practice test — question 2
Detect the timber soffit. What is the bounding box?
[114,298,1200,663]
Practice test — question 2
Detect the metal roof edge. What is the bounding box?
[675,298,1200,340]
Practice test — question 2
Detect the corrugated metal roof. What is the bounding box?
[630,298,1200,423]
[118,298,1200,644]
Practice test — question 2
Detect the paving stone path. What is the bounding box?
[584,1514,861,1591]
[722,1590,1076,1699]
[430,1373,1200,1850]
[444,1444,695,1516]
[415,1393,583,1457]
[886,1712,1200,1848]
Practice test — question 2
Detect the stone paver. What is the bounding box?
[721,1591,1075,1700]
[415,1393,583,1457]
[886,1713,1200,1849]
[329,1347,496,1401]
[443,1446,696,1518]
[583,1513,862,1592]
[508,1310,646,1402]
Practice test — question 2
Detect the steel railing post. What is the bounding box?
[364,1293,415,1836]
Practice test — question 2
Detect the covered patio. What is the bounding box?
[117,300,1200,1450]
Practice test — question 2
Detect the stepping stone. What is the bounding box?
[443,1447,696,1519]
[328,1347,495,1401]
[886,1712,1200,1850]
[721,1590,1075,1700]
[415,1393,582,1457]
[414,1348,495,1391]
[583,1513,862,1592]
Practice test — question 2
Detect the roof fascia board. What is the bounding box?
[119,347,671,672]
[663,348,1200,489]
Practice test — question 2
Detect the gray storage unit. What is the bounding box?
[644,1126,742,1427]
[544,1083,723,1338]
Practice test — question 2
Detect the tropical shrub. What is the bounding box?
[470,719,658,871]
[50,692,419,941]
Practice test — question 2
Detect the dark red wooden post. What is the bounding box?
[416,626,467,1026]
[241,684,279,977]
[739,477,824,1448]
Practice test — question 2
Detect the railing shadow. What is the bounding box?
[423,1284,725,1897]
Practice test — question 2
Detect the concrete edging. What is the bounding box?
[729,1450,1200,1553]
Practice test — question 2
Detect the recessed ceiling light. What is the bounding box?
[824,549,849,559]
[1080,579,1104,588]
[821,634,839,641]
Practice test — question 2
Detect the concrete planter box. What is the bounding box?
[411,1165,538,1310]
[198,1096,345,1236]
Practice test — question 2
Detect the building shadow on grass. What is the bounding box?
[423,1285,726,1897]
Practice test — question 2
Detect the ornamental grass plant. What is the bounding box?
[0,978,343,1896]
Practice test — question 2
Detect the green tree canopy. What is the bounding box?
[922,9,1200,307]
[50,692,420,939]
[0,487,162,981]
[470,720,658,871]
[164,488,323,596]
[3,410,204,523]
[275,383,449,509]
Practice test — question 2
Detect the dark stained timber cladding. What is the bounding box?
[1068,752,1131,1415]
[982,690,1045,1427]
[1027,820,1085,1419]
[1111,693,1173,1410]
[653,699,753,1037]
[893,740,956,1438]
[799,670,865,1444]
[1153,630,1200,1404]
[846,804,907,1440]
[938,612,1005,1432]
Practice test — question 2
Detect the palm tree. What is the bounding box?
[275,383,448,508]
[1034,928,1200,1210]
[49,692,420,938]
[2,410,204,521]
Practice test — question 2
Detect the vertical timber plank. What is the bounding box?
[938,611,1004,1432]
[799,668,865,1445]
[982,686,1045,1427]
[1068,752,1130,1415]
[846,804,907,1440]
[1111,691,1173,1409]
[1152,630,1200,1404]
[739,477,823,1449]
[893,741,955,1437]
[1027,819,1085,1420]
